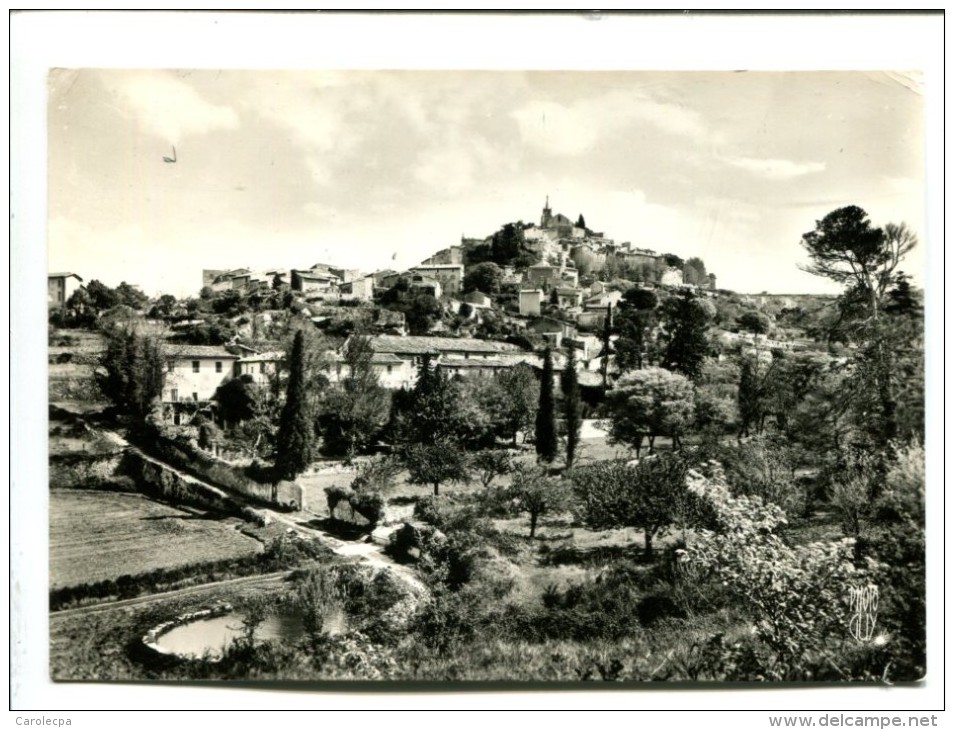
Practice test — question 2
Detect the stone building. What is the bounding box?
[409,264,464,296]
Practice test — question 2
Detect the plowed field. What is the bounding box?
[49,490,263,589]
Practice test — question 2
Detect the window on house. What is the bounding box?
[170,389,178,402]
[192,361,200,373]
[215,361,222,373]
[387,365,392,374]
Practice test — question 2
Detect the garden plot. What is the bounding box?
[49,491,263,589]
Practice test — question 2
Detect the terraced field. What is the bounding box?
[49,490,263,589]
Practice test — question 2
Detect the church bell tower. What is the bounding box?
[541,195,553,228]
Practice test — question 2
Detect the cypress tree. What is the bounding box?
[561,347,583,469]
[600,303,612,393]
[535,348,558,463]
[737,357,762,439]
[275,330,314,481]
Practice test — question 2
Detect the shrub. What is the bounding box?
[412,495,446,528]
[678,465,875,676]
[325,485,385,527]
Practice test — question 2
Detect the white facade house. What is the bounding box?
[519,289,543,316]
[162,346,239,404]
[235,351,284,386]
[48,272,83,308]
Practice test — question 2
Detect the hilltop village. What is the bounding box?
[50,199,823,422]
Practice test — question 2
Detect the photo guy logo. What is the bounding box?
[847,584,879,642]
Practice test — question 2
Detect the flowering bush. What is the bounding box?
[677,464,877,674]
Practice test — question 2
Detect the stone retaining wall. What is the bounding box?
[123,449,269,526]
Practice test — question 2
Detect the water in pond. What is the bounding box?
[155,608,348,659]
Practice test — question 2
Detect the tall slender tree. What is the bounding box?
[737,357,763,439]
[600,303,613,393]
[535,348,558,463]
[274,330,314,481]
[561,347,583,468]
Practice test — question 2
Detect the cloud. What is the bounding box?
[110,71,239,143]
[511,89,711,157]
[721,155,826,180]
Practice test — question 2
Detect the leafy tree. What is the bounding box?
[404,294,443,335]
[463,262,504,295]
[693,358,740,439]
[607,367,695,457]
[350,455,403,494]
[403,441,471,496]
[660,288,712,380]
[535,348,558,463]
[576,213,586,229]
[59,287,97,328]
[683,257,708,287]
[737,310,772,335]
[317,336,391,459]
[85,279,119,312]
[212,289,248,317]
[274,330,314,481]
[148,293,178,320]
[571,454,696,558]
[97,326,167,419]
[472,449,513,489]
[509,465,572,538]
[490,222,534,267]
[495,363,539,445]
[178,315,237,346]
[662,253,685,270]
[561,348,583,468]
[114,281,149,310]
[214,374,263,428]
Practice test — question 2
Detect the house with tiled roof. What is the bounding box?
[160,345,239,404]
[350,334,538,387]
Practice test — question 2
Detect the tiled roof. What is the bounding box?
[438,357,514,369]
[48,272,83,280]
[370,335,522,356]
[164,345,238,359]
[371,353,405,365]
[238,351,285,363]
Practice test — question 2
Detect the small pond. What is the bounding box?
[155,607,348,659]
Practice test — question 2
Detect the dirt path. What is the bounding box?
[261,508,427,595]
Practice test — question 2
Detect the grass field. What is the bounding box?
[49,491,264,589]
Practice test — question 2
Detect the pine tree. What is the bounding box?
[561,347,583,468]
[535,348,558,463]
[661,289,711,380]
[274,330,314,481]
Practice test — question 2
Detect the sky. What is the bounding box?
[47,67,926,299]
